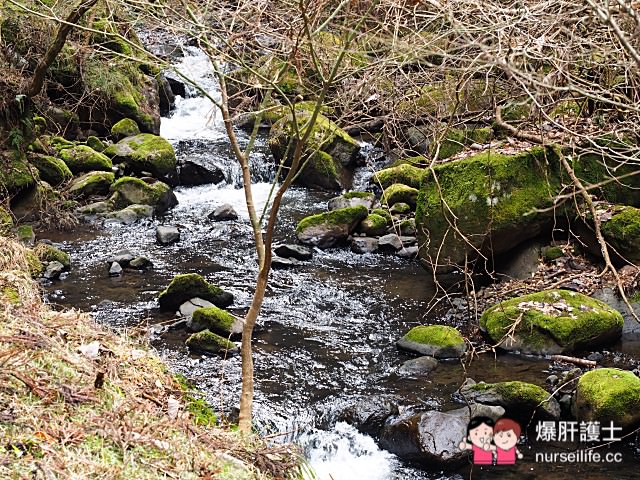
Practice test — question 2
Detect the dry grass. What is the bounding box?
[0,236,302,479]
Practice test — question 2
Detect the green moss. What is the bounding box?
[542,246,564,262]
[501,100,531,121]
[576,368,640,428]
[415,147,561,268]
[28,154,72,186]
[0,206,14,235]
[396,80,492,118]
[356,213,389,236]
[389,203,411,214]
[372,164,426,189]
[434,128,465,160]
[186,330,237,355]
[404,325,464,348]
[192,306,237,335]
[34,243,71,269]
[158,273,227,311]
[59,145,112,174]
[173,374,218,427]
[16,225,34,245]
[343,191,373,200]
[480,289,623,353]
[466,127,493,144]
[24,249,43,277]
[91,18,133,55]
[109,176,171,209]
[371,208,392,222]
[69,171,115,197]
[601,206,640,262]
[104,134,176,177]
[390,156,428,168]
[86,136,106,152]
[1,286,20,305]
[382,184,419,208]
[296,205,368,233]
[0,156,36,194]
[49,135,75,151]
[111,118,140,139]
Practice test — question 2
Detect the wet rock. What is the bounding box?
[356,214,388,237]
[379,409,468,467]
[382,184,418,208]
[179,297,214,318]
[335,395,399,438]
[208,204,238,221]
[44,261,65,280]
[102,204,154,224]
[78,201,111,215]
[273,244,312,261]
[158,273,233,311]
[327,192,375,211]
[158,75,175,116]
[372,164,425,190]
[110,118,140,141]
[271,256,301,269]
[389,202,411,214]
[480,289,624,355]
[297,206,368,249]
[156,225,180,245]
[587,352,604,362]
[185,329,239,355]
[107,250,135,267]
[109,262,123,276]
[378,233,403,252]
[397,218,416,236]
[29,154,72,186]
[351,237,378,254]
[546,374,559,386]
[109,177,178,214]
[103,134,177,182]
[397,325,466,359]
[399,236,417,246]
[187,306,243,337]
[129,256,153,270]
[574,368,640,431]
[459,380,560,422]
[397,356,439,377]
[68,171,115,198]
[34,242,70,269]
[397,246,418,259]
[178,161,225,186]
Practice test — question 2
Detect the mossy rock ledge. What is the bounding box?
[187,306,243,338]
[460,380,560,422]
[104,133,177,181]
[109,177,178,214]
[480,289,623,355]
[574,368,640,431]
[415,147,560,272]
[68,171,115,198]
[186,329,239,356]
[158,273,233,312]
[296,205,368,249]
[600,206,640,264]
[372,163,426,190]
[397,325,466,359]
[268,111,360,191]
[34,242,71,269]
[29,154,72,186]
[383,184,419,208]
[59,145,113,174]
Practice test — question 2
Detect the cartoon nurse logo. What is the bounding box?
[459,416,523,465]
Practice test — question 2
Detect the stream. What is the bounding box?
[42,47,640,479]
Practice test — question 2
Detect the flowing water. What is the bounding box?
[42,48,640,479]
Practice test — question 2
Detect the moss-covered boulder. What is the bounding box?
[357,214,389,237]
[109,177,177,214]
[397,325,466,359]
[188,306,243,337]
[24,249,44,278]
[28,154,72,186]
[158,273,233,311]
[600,206,640,263]
[296,205,368,248]
[460,380,560,422]
[104,133,176,180]
[0,206,13,235]
[86,136,106,152]
[480,290,623,355]
[372,163,426,190]
[68,171,115,198]
[327,191,376,211]
[415,147,561,272]
[0,156,36,194]
[574,368,640,431]
[186,329,239,355]
[34,242,71,269]
[16,224,35,246]
[269,111,360,191]
[111,118,140,140]
[371,208,392,223]
[382,184,419,208]
[390,202,411,214]
[59,145,112,174]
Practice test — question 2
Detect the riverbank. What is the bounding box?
[0,236,301,479]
